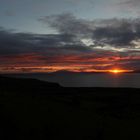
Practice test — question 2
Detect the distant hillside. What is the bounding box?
[0,75,60,87]
[0,75,61,95]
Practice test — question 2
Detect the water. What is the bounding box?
[7,73,140,88]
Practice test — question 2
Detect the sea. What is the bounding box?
[5,72,140,88]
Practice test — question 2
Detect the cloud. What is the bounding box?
[93,19,136,47]
[118,0,140,14]
[121,0,140,7]
[4,10,16,17]
[40,13,140,47]
[1,12,140,72]
[40,13,93,38]
[0,27,90,56]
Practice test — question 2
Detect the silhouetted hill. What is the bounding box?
[0,75,61,93]
[0,76,140,140]
[0,75,60,87]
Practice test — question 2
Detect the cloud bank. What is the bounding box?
[0,13,140,73]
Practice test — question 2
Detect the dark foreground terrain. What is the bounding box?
[0,76,140,140]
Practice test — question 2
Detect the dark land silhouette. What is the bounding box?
[0,75,140,140]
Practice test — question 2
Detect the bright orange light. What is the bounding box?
[110,69,121,73]
[109,69,133,74]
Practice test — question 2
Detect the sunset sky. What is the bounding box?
[0,0,140,73]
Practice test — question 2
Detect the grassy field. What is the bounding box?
[0,76,140,140]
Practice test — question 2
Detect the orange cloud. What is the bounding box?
[0,53,139,73]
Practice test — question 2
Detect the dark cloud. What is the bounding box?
[40,13,93,38]
[0,27,90,56]
[93,19,136,47]
[40,13,140,47]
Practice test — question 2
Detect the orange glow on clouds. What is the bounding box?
[0,66,134,74]
[0,53,137,73]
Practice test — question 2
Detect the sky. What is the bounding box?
[0,0,140,73]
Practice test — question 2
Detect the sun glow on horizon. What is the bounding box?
[0,65,134,74]
[109,69,133,74]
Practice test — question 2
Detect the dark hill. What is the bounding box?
[0,75,60,88]
[0,76,140,140]
[0,75,61,94]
